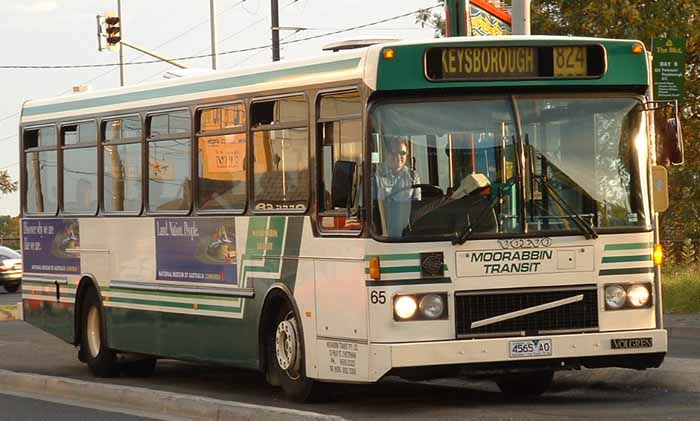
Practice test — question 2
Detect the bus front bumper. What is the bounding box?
[369,329,667,381]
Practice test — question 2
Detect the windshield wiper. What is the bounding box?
[534,175,598,240]
[452,181,513,245]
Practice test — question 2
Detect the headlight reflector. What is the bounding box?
[627,284,651,307]
[605,284,627,310]
[394,296,417,319]
[419,294,445,319]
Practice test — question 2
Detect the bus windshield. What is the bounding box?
[369,95,650,241]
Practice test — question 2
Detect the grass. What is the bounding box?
[662,265,700,313]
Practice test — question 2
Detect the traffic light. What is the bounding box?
[105,15,121,46]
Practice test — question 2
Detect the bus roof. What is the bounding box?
[21,35,648,125]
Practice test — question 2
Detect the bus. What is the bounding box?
[19,36,683,402]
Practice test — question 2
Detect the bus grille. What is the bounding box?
[455,286,599,338]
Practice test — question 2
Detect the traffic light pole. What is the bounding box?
[117,0,125,86]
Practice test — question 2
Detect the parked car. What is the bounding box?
[0,246,21,293]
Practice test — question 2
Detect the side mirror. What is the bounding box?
[651,165,669,213]
[331,160,356,209]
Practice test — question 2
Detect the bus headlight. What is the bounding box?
[627,284,651,307]
[394,296,417,319]
[604,284,627,310]
[419,294,445,319]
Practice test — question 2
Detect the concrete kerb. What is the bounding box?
[0,369,346,421]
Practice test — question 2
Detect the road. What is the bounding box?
[0,289,20,305]
[0,393,161,421]
[0,317,698,420]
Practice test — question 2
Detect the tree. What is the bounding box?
[0,170,17,195]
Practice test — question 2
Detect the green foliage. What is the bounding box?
[680,238,697,266]
[662,265,700,313]
[0,215,20,250]
[0,170,16,195]
[662,240,677,265]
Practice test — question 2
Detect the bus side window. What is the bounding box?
[251,95,309,213]
[196,103,247,212]
[103,116,143,214]
[317,91,362,232]
[23,126,58,215]
[146,110,192,213]
[62,121,98,215]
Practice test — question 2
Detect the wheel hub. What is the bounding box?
[275,318,299,372]
[86,306,101,358]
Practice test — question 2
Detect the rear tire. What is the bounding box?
[267,299,326,403]
[4,283,19,293]
[496,370,554,398]
[81,288,119,378]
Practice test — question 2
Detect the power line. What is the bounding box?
[0,0,252,131]
[135,1,274,84]
[0,4,440,70]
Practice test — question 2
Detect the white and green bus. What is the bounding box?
[19,36,683,402]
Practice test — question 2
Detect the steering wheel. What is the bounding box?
[386,184,443,200]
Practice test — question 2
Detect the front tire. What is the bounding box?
[81,289,119,377]
[267,300,326,402]
[496,370,554,398]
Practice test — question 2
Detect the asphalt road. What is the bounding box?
[0,289,20,305]
[0,393,160,421]
[0,318,698,420]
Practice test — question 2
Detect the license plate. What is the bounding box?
[509,339,552,358]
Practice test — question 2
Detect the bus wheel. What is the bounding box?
[81,289,119,378]
[269,302,325,402]
[496,370,553,398]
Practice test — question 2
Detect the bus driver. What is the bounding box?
[375,138,421,237]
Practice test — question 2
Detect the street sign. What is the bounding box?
[652,38,687,103]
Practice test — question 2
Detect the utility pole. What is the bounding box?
[445,0,468,37]
[117,0,125,86]
[271,0,280,61]
[512,0,531,35]
[210,0,218,69]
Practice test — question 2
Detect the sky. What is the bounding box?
[0,0,441,216]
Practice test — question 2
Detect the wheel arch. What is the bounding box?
[257,283,305,374]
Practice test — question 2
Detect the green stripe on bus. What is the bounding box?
[104,287,241,302]
[380,266,422,274]
[601,254,652,263]
[604,242,653,251]
[599,267,654,276]
[364,253,420,261]
[24,58,361,117]
[107,296,241,312]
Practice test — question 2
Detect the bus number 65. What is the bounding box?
[370,291,386,304]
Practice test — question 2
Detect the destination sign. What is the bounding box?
[425,45,605,81]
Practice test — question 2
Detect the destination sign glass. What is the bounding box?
[425,45,605,81]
